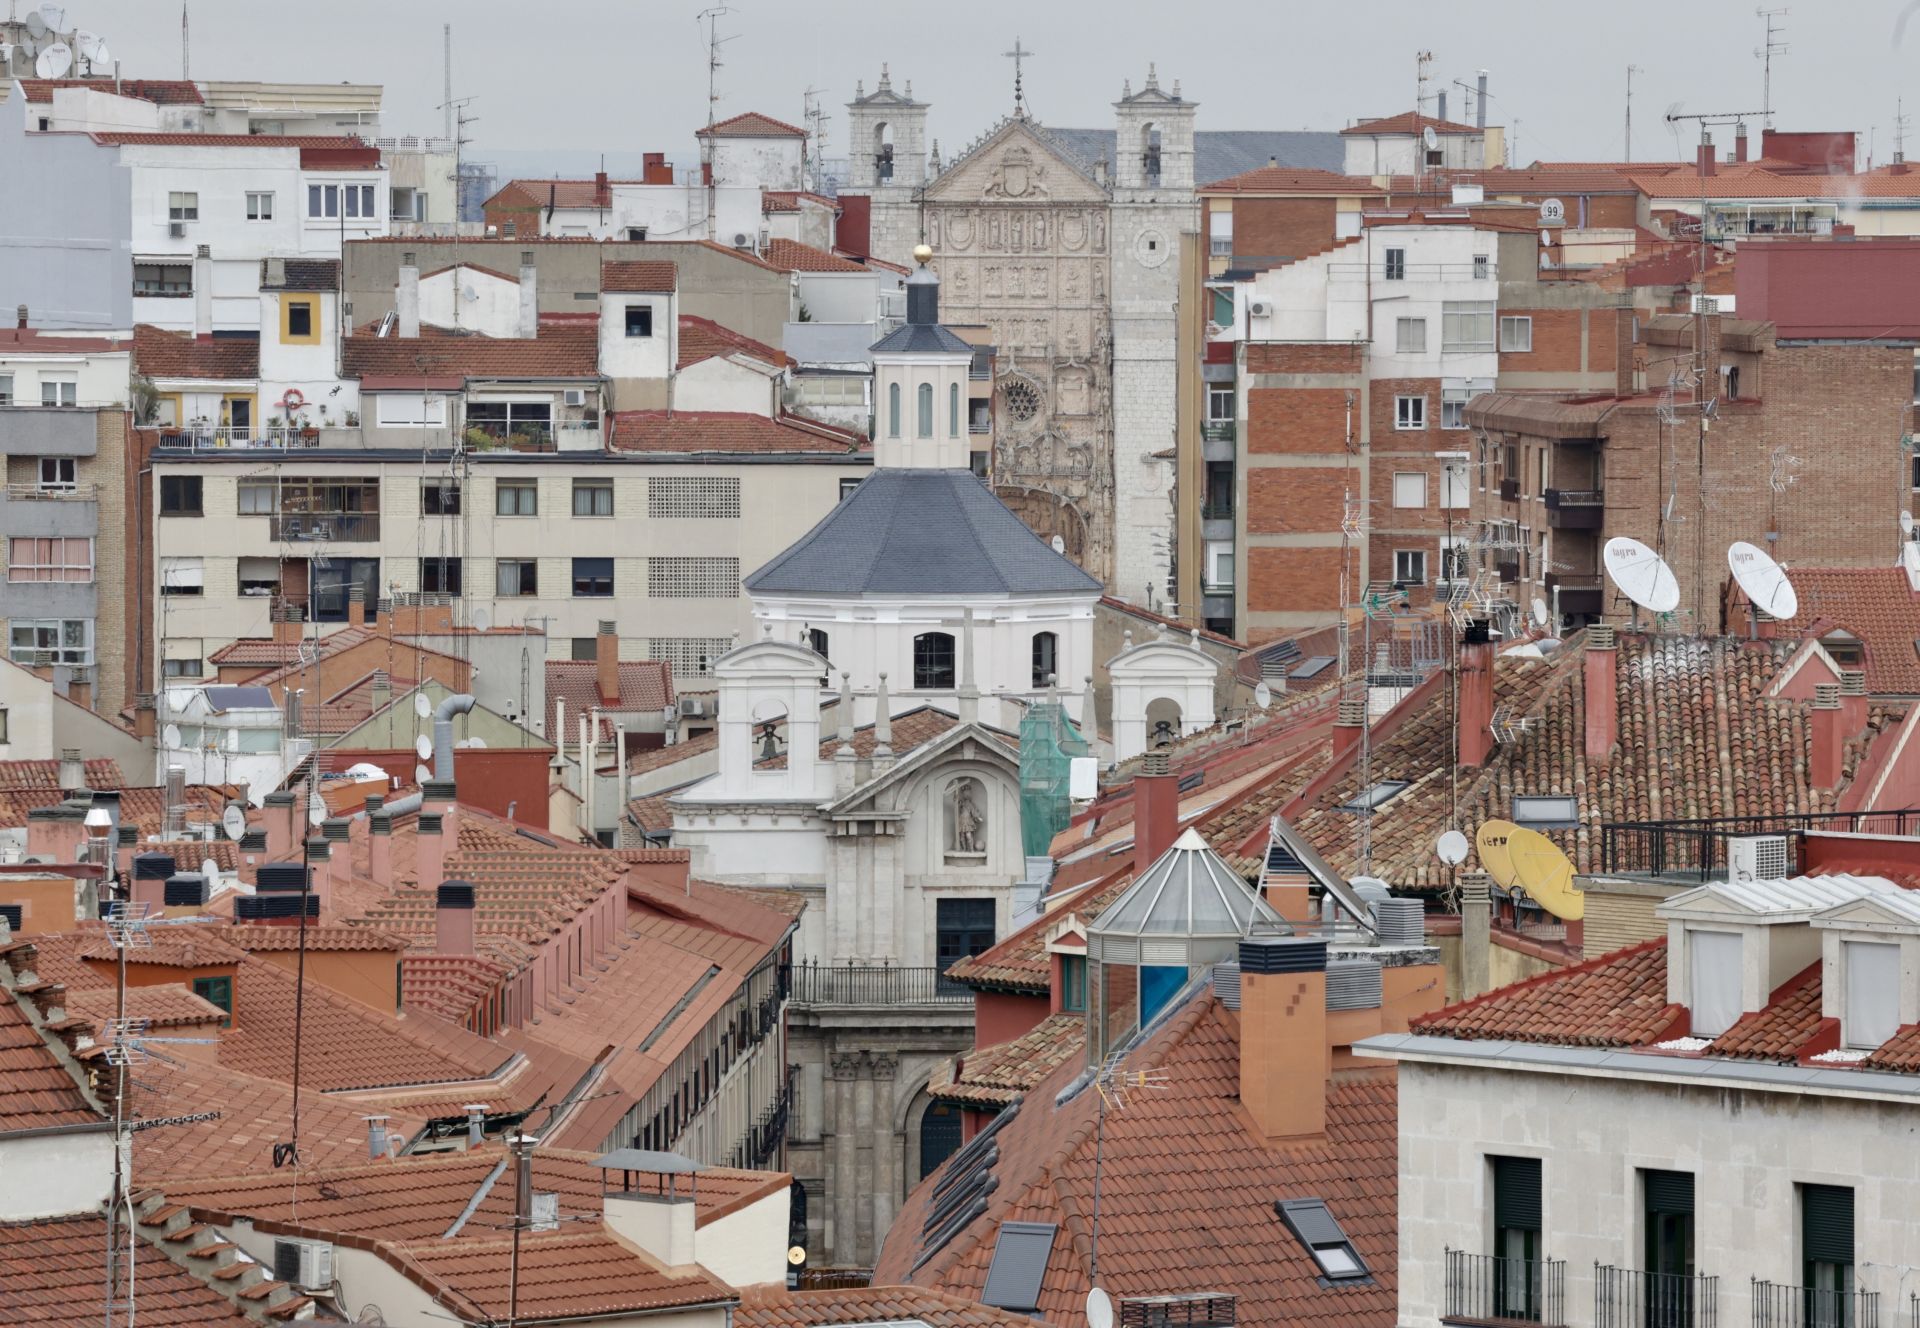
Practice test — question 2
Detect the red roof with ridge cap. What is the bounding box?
[675,313,792,369]
[601,259,677,292]
[696,111,807,138]
[18,77,204,104]
[1341,111,1482,136]
[610,410,868,455]
[133,325,259,381]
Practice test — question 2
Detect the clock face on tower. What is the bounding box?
[1132,227,1170,268]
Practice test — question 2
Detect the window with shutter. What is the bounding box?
[1492,1155,1543,1319]
[1642,1169,1695,1281]
[1802,1183,1854,1325]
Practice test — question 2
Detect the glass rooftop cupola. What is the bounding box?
[1087,827,1285,1060]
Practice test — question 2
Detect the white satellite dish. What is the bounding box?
[414,734,433,761]
[306,792,326,827]
[414,691,433,719]
[413,763,432,785]
[39,4,67,32]
[1050,534,1066,555]
[35,42,72,79]
[465,736,487,749]
[199,856,219,880]
[472,605,491,631]
[222,804,247,841]
[73,29,98,59]
[1903,510,1915,538]
[22,10,47,39]
[1087,1289,1115,1328]
[1531,596,1549,628]
[85,39,106,69]
[0,44,15,69]
[1436,828,1471,865]
[1539,229,1554,247]
[1422,124,1439,150]
[1728,540,1798,621]
[1603,536,1680,614]
[162,723,182,749]
[1253,681,1272,709]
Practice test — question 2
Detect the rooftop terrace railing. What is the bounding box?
[1598,810,1920,883]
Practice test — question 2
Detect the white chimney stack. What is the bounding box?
[397,251,421,338]
[518,250,538,339]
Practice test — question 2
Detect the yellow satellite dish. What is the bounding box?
[1474,820,1520,889]
[787,1245,808,1267]
[1506,825,1584,921]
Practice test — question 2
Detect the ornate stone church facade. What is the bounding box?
[841,69,1198,605]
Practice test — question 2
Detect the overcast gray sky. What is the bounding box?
[74,0,1920,171]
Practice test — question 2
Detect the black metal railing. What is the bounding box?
[1201,503,1235,520]
[790,960,973,1006]
[1752,1280,1879,1328]
[1446,1250,1567,1326]
[1599,809,1920,882]
[795,1268,875,1291]
[742,1064,795,1170]
[1596,1265,1718,1328]
[1202,421,1236,443]
[268,513,381,542]
[1544,488,1604,509]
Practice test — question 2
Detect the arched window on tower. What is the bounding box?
[917,382,934,438]
[1031,631,1059,690]
[1142,122,1162,185]
[874,121,895,183]
[913,631,956,689]
[949,382,961,438]
[888,382,901,438]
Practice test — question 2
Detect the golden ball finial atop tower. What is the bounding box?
[912,243,934,266]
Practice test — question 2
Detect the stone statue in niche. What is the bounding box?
[948,778,986,854]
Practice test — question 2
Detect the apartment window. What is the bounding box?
[191,975,233,1025]
[9,619,92,666]
[307,183,376,219]
[647,556,738,598]
[158,555,202,595]
[374,394,448,428]
[0,709,8,741]
[38,459,76,492]
[419,557,463,595]
[1207,386,1234,422]
[917,382,934,438]
[466,400,551,444]
[1843,940,1901,1048]
[625,226,648,241]
[1500,316,1534,353]
[1383,247,1406,281]
[950,382,961,438]
[572,557,615,598]
[40,377,77,407]
[625,305,654,338]
[284,298,315,342]
[1441,459,1470,509]
[1392,472,1428,509]
[1061,953,1087,1012]
[0,374,11,405]
[840,477,863,501]
[1442,301,1496,353]
[134,262,191,296]
[421,480,462,515]
[167,191,198,221]
[1209,286,1234,326]
[1396,317,1427,354]
[1687,929,1743,1038]
[1395,395,1425,430]
[1394,549,1427,585]
[647,475,739,519]
[9,538,93,583]
[1205,541,1234,591]
[1473,253,1490,280]
[238,481,275,514]
[159,475,203,516]
[246,191,274,221]
[572,479,614,517]
[646,637,732,679]
[496,480,539,516]
[1801,1185,1855,1324]
[1642,1170,1695,1285]
[1208,209,1233,257]
[914,631,956,690]
[1031,631,1059,689]
[888,382,901,438]
[1442,386,1472,430]
[570,637,597,661]
[806,628,829,661]
[495,559,538,597]
[1491,1156,1543,1318]
[163,654,202,680]
[237,557,280,595]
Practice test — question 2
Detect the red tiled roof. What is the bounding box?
[0,985,98,1131]
[1758,566,1920,694]
[223,924,408,953]
[932,1012,1085,1107]
[18,77,204,104]
[601,259,678,292]
[0,758,122,791]
[763,238,871,273]
[1202,165,1380,194]
[64,985,225,1029]
[402,952,509,1025]
[676,313,792,369]
[489,178,641,210]
[1629,168,1920,199]
[1342,111,1482,136]
[343,325,598,381]
[610,410,867,455]
[0,327,129,354]
[760,190,838,213]
[545,660,674,736]
[1413,941,1681,1047]
[696,111,807,138]
[738,1285,1043,1328]
[1711,961,1824,1060]
[396,1229,734,1319]
[133,325,260,381]
[0,1214,251,1327]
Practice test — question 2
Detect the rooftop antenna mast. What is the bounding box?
[1756,7,1788,129]
[802,86,832,191]
[442,23,453,143]
[1415,49,1433,119]
[1896,98,1910,165]
[697,5,736,134]
[179,1,187,80]
[1625,64,1642,161]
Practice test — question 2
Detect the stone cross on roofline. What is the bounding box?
[1004,37,1034,117]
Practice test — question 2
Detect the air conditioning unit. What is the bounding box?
[1247,299,1272,318]
[1728,835,1790,884]
[272,1237,334,1291]
[678,696,707,718]
[563,388,587,407]
[731,232,752,249]
[168,221,187,238]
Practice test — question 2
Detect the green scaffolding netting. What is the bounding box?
[1018,700,1089,859]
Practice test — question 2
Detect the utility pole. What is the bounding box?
[1756,7,1788,129]
[1625,64,1642,162]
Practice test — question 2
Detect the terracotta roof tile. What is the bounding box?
[763,238,871,273]
[0,985,99,1131]
[490,178,641,210]
[609,409,867,455]
[64,985,226,1029]
[933,1012,1085,1107]
[1412,941,1681,1046]
[0,1214,250,1327]
[545,659,673,737]
[738,1285,1044,1328]
[601,259,677,292]
[1758,567,1920,694]
[1342,110,1482,136]
[223,924,409,953]
[0,758,122,791]
[696,111,807,138]
[395,1229,734,1319]
[18,77,205,104]
[1863,1020,1920,1071]
[342,324,598,381]
[760,190,838,213]
[1711,961,1824,1060]
[675,313,792,370]
[133,325,260,381]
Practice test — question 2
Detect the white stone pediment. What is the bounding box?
[1107,636,1216,675]
[926,121,1109,205]
[1812,893,1920,934]
[822,721,1021,817]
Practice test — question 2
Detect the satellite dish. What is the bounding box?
[307,793,326,827]
[414,734,434,761]
[1474,819,1520,889]
[1603,536,1680,614]
[1436,829,1471,866]
[1087,1289,1115,1328]
[1422,124,1439,150]
[73,29,98,59]
[162,723,182,749]
[786,1246,807,1268]
[414,692,433,719]
[472,605,491,631]
[1050,534,1066,555]
[22,11,47,39]
[222,805,247,841]
[1903,511,1915,538]
[39,4,67,32]
[461,283,479,302]
[1539,229,1554,247]
[1253,681,1272,709]
[199,856,219,880]
[1531,597,1550,629]
[35,42,72,79]
[1506,825,1584,920]
[85,39,106,68]
[1727,541,1798,621]
[465,737,486,749]
[413,764,433,785]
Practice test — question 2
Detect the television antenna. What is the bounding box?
[1087,1049,1171,1288]
[1604,536,1680,623]
[695,6,736,133]
[1755,8,1788,129]
[1625,65,1643,161]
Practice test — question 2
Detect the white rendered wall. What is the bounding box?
[0,1131,115,1220]
[419,265,521,336]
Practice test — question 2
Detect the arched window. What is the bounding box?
[913,631,956,689]
[1031,630,1058,689]
[806,627,829,661]
[949,382,961,438]
[919,1101,962,1179]
[887,382,901,438]
[917,382,934,438]
[1141,122,1162,185]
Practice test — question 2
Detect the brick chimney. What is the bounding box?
[1734,121,1749,163]
[1811,683,1846,791]
[1840,670,1869,739]
[1584,623,1618,762]
[422,779,458,847]
[1261,835,1314,925]
[436,879,476,955]
[1615,308,1637,398]
[593,171,610,207]
[127,850,178,914]
[272,601,303,645]
[1332,696,1366,760]
[1238,935,1328,1142]
[349,583,367,627]
[262,790,297,862]
[304,836,332,915]
[416,811,447,890]
[322,816,352,894]
[1133,751,1180,879]
[596,620,620,706]
[1695,130,1716,177]
[133,694,157,741]
[1458,624,1495,768]
[1459,871,1492,999]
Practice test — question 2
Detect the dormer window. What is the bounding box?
[1061,953,1087,1012]
[1688,929,1743,1037]
[1843,940,1900,1048]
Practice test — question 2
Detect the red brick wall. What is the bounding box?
[1247,387,1353,454]
[1245,343,1365,374]
[1233,197,1340,263]
[1247,547,1344,616]
[1246,466,1353,534]
[1498,308,1608,374]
